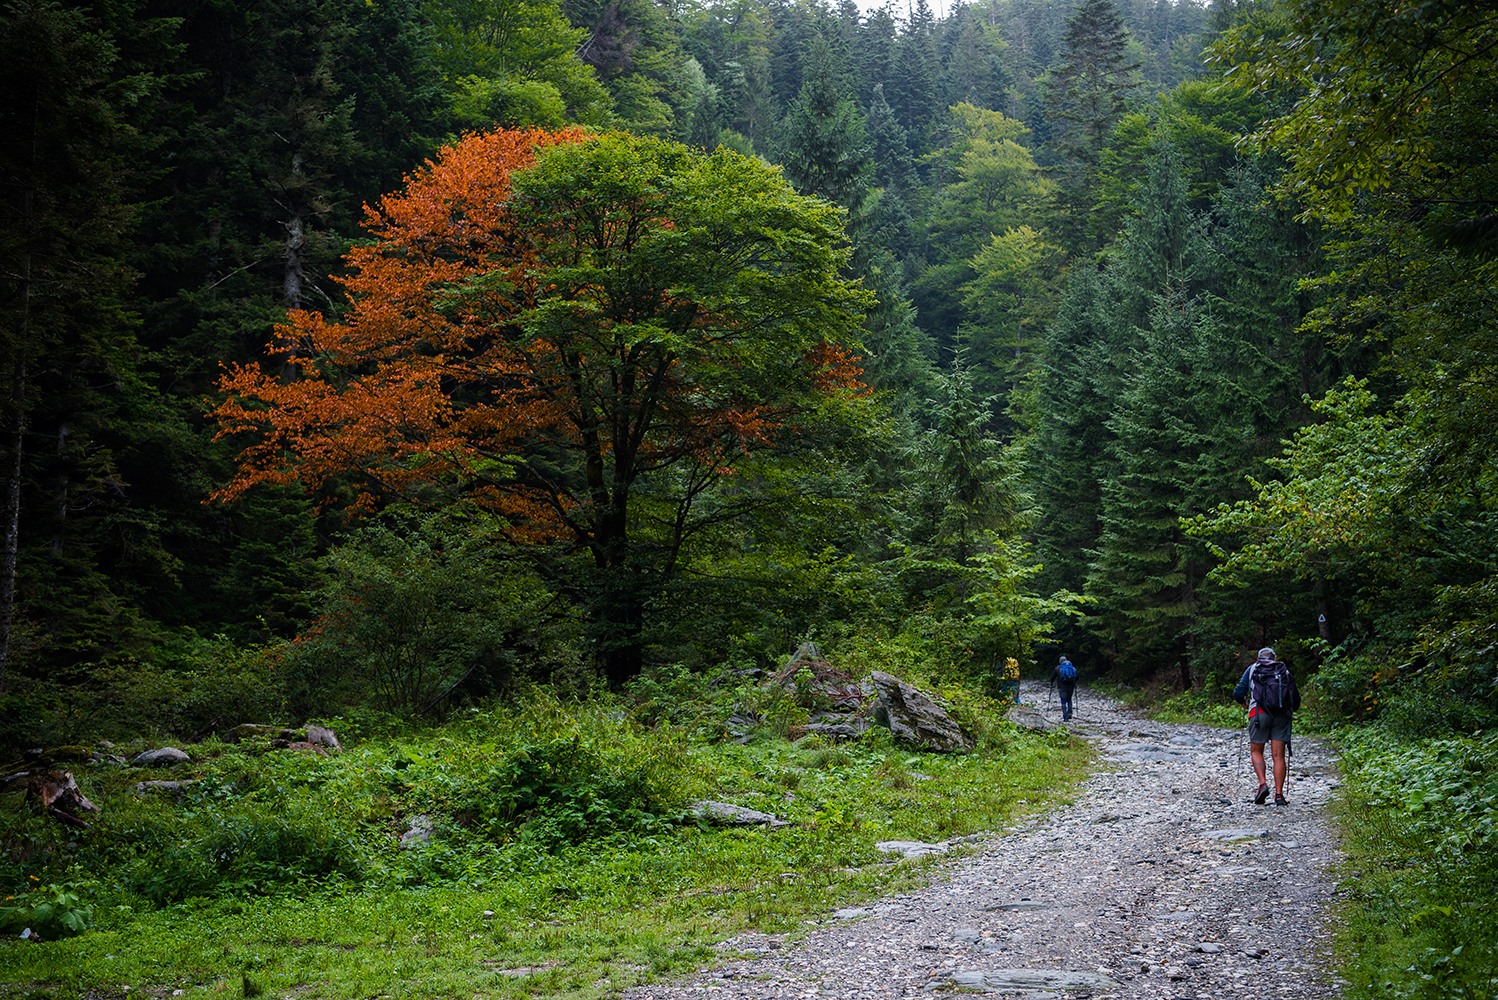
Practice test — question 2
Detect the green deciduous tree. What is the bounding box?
[1204,0,1498,717]
[214,130,875,687]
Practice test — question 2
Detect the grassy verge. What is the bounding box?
[1326,727,1498,1000]
[1,695,1092,999]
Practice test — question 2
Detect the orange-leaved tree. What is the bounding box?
[212,128,873,685]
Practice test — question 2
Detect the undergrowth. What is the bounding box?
[1330,726,1498,1000]
[0,688,1090,999]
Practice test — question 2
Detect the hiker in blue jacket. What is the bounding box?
[1050,656,1078,721]
[1233,647,1298,807]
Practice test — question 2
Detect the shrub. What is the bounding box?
[279,512,559,718]
[102,793,371,906]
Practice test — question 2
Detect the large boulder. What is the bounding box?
[688,800,790,828]
[222,724,302,744]
[868,672,973,752]
[771,642,872,711]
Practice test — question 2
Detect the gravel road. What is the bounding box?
[624,681,1345,999]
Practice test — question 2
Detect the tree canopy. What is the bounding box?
[213,127,872,684]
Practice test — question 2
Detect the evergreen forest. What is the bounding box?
[3,0,1498,996]
[3,0,1493,737]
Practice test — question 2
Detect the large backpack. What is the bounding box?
[1250,660,1300,714]
[1059,660,1077,681]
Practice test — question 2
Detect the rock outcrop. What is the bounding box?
[869,671,973,752]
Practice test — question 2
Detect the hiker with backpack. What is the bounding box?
[1050,656,1078,721]
[1232,647,1302,806]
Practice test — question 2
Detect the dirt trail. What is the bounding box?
[623,681,1345,999]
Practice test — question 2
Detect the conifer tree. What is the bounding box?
[0,1,154,688]
[1043,0,1139,255]
[887,0,941,149]
[865,83,918,194]
[777,36,873,220]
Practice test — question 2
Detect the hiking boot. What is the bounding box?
[1254,783,1270,805]
[1275,793,1288,806]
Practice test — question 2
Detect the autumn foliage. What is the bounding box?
[212,128,870,571]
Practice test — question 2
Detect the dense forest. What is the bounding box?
[1,0,1494,743]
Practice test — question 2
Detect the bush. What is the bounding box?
[393,697,696,854]
[1333,726,1498,1000]
[100,788,371,906]
[278,512,561,718]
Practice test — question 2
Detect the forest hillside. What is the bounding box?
[2,0,1497,997]
[2,0,1492,736]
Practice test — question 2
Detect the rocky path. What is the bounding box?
[624,682,1345,999]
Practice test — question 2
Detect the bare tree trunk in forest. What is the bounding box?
[51,422,67,555]
[0,199,29,697]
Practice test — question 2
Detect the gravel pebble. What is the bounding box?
[622,682,1342,999]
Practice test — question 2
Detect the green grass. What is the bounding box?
[0,697,1092,999]
[1325,727,1498,1000]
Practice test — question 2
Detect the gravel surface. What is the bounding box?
[623,681,1345,999]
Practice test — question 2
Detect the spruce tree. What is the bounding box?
[865,83,918,194]
[777,36,872,220]
[887,0,941,150]
[1043,0,1139,255]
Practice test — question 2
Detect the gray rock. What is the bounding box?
[951,927,982,944]
[304,725,341,751]
[869,671,973,752]
[1201,827,1270,841]
[1006,704,1055,732]
[688,800,789,827]
[876,840,949,858]
[1197,942,1223,953]
[222,724,300,744]
[399,814,437,849]
[1107,743,1196,763]
[1157,910,1198,921]
[130,779,200,796]
[1168,734,1202,746]
[802,721,867,740]
[945,968,1118,994]
[986,900,1047,911]
[833,907,872,919]
[133,747,190,767]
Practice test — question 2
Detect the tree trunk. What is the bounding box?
[0,353,25,698]
[51,422,67,555]
[0,196,28,694]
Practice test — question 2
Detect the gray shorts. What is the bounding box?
[1248,711,1292,745]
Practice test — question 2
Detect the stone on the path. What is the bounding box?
[869,671,973,752]
[875,839,948,858]
[986,900,1047,911]
[833,907,872,919]
[1202,827,1270,841]
[1169,733,1202,746]
[133,747,190,767]
[1197,942,1223,953]
[951,927,982,944]
[1107,743,1195,763]
[689,800,790,827]
[945,968,1118,994]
